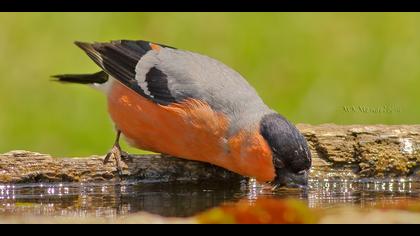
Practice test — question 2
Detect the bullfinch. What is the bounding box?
[53,40,312,187]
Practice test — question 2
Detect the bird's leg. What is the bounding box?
[104,130,125,175]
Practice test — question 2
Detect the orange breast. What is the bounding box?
[107,81,275,182]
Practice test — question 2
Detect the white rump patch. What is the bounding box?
[135,50,160,97]
[90,77,114,95]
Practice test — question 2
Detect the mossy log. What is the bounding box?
[300,124,420,179]
[0,124,419,183]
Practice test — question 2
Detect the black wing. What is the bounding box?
[75,40,176,105]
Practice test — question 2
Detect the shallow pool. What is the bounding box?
[1,178,419,218]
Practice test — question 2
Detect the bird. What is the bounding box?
[53,40,312,187]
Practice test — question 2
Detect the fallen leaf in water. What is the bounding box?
[197,198,318,224]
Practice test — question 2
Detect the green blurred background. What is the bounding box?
[0,12,419,157]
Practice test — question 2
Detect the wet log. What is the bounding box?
[0,124,419,183]
[300,124,420,179]
[0,151,243,183]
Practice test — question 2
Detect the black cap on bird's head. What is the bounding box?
[259,113,312,188]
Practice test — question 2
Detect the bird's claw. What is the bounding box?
[104,145,125,175]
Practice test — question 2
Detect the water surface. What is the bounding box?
[1,178,419,218]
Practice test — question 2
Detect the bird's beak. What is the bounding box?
[273,168,309,189]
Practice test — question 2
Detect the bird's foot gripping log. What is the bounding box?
[103,130,128,176]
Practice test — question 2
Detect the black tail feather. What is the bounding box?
[73,40,154,97]
[52,71,108,84]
